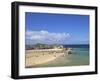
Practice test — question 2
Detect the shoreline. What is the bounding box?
[25,49,69,68]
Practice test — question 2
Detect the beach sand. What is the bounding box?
[25,49,68,68]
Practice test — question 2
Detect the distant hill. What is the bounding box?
[26,43,64,50]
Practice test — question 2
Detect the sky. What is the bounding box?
[25,12,89,45]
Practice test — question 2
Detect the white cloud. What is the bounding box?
[26,30,70,44]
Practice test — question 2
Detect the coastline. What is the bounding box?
[25,49,68,68]
[25,46,89,68]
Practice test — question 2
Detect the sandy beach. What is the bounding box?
[25,49,68,68]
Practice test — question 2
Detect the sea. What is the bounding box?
[32,44,89,67]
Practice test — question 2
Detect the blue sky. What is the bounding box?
[25,12,89,45]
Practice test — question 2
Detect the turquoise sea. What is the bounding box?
[29,45,89,67]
